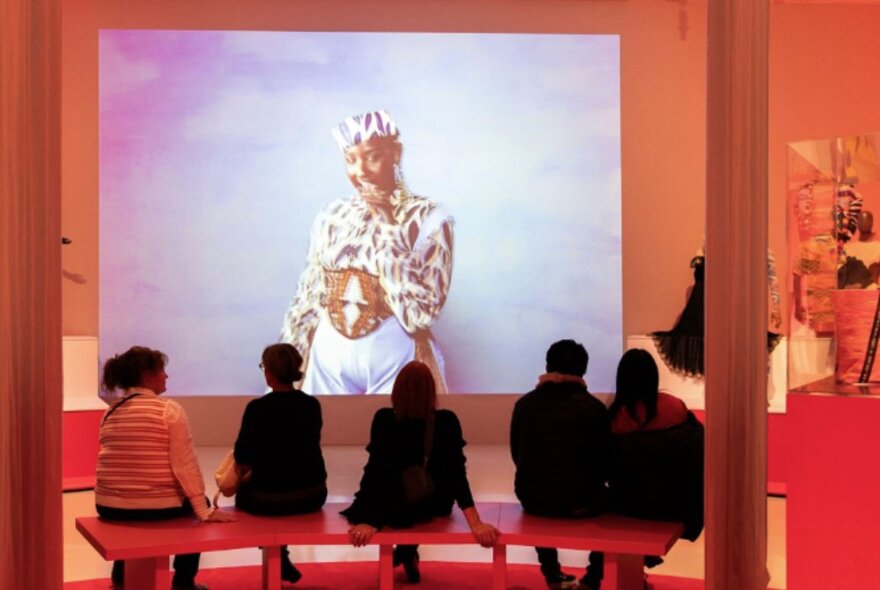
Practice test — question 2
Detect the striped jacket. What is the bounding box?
[95,387,211,519]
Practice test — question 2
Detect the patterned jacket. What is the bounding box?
[281,189,454,365]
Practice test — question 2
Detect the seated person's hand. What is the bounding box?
[203,509,237,523]
[349,523,377,547]
[469,521,499,547]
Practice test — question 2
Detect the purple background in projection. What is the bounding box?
[100,31,621,395]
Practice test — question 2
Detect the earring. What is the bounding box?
[394,164,411,206]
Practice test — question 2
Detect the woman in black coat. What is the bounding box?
[342,360,498,583]
[608,349,704,541]
[234,343,327,585]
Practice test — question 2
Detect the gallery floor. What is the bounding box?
[63,446,786,588]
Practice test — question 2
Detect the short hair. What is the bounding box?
[545,339,589,376]
[391,361,437,420]
[262,343,304,385]
[102,346,168,392]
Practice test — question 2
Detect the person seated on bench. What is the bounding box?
[233,343,328,585]
[341,360,499,583]
[604,348,705,582]
[95,346,235,590]
[509,339,611,590]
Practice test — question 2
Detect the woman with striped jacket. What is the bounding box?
[95,346,234,590]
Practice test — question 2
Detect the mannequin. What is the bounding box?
[650,246,781,378]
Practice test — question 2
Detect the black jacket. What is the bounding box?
[234,390,327,492]
[510,379,611,517]
[609,411,704,541]
[341,408,475,529]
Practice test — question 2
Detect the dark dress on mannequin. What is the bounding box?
[650,256,780,378]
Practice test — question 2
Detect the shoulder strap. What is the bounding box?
[102,393,142,425]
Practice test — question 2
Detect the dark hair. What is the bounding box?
[545,339,589,376]
[102,346,168,392]
[391,361,437,420]
[262,343,304,385]
[609,348,660,428]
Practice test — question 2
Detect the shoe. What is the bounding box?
[402,555,420,583]
[546,572,577,589]
[281,561,302,584]
[170,583,208,590]
[644,555,664,569]
[392,546,414,567]
[577,576,600,590]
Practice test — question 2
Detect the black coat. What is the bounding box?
[341,408,475,529]
[510,380,611,517]
[608,411,704,541]
[233,390,327,492]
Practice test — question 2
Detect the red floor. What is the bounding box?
[64,562,706,590]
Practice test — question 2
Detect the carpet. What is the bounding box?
[65,561,707,589]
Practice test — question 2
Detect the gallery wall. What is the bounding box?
[61,0,709,346]
[769,4,880,305]
[60,1,880,450]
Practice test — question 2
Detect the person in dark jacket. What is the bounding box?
[234,343,327,585]
[342,360,498,583]
[510,339,611,590]
[602,348,705,585]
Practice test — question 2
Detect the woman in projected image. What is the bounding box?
[281,110,454,395]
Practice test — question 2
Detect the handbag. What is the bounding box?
[212,450,251,507]
[400,415,435,504]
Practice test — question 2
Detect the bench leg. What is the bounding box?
[379,544,394,590]
[603,553,643,590]
[125,556,167,590]
[492,544,507,590]
[262,546,281,590]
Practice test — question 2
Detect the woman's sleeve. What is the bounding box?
[165,401,212,520]
[343,410,395,529]
[281,212,326,361]
[377,208,454,333]
[443,411,475,511]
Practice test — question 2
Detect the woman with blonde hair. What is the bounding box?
[341,360,497,583]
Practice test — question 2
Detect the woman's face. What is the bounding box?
[141,368,168,394]
[344,137,400,198]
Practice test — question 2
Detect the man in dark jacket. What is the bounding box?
[510,339,611,590]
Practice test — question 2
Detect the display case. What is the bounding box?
[788,133,880,394]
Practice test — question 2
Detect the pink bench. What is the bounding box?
[75,501,683,590]
[496,503,684,590]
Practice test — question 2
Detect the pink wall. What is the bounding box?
[60,2,880,489]
[65,1,880,343]
[769,4,880,313]
[62,410,101,490]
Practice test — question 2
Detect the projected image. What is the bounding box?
[100,30,621,395]
[282,110,454,394]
